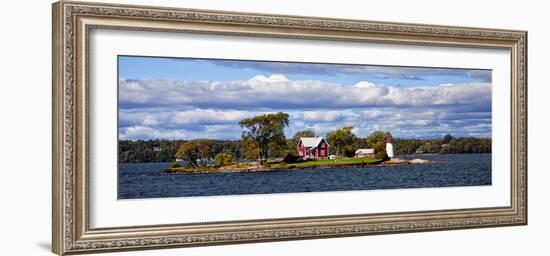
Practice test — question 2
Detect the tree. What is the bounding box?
[375,151,389,161]
[240,137,261,161]
[366,130,388,155]
[353,137,369,151]
[393,138,423,155]
[239,112,289,164]
[283,153,301,163]
[326,126,357,157]
[175,141,199,168]
[196,139,213,165]
[442,134,454,144]
[417,142,441,154]
[215,152,234,166]
[292,130,316,140]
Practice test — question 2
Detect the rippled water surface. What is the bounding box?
[118,154,491,199]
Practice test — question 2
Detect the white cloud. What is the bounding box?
[249,74,289,83]
[119,124,243,140]
[302,111,343,122]
[119,76,491,110]
[119,126,187,140]
[120,108,262,127]
[118,75,492,140]
[171,109,255,125]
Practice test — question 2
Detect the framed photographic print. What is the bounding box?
[52,1,527,255]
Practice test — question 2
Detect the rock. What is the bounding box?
[409,158,432,164]
[383,158,410,165]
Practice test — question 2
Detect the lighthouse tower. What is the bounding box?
[385,133,394,158]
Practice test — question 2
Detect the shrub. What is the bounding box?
[343,147,356,158]
[169,162,182,168]
[283,153,301,163]
[215,152,234,166]
[375,151,390,161]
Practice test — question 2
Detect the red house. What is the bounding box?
[297,137,330,159]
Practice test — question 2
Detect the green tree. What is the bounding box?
[292,130,316,140]
[353,137,369,151]
[394,138,423,155]
[366,130,388,155]
[175,141,199,168]
[326,126,357,157]
[239,112,289,164]
[442,134,454,144]
[375,151,389,161]
[240,137,261,161]
[215,152,234,166]
[417,142,441,154]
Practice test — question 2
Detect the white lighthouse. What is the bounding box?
[385,133,394,158]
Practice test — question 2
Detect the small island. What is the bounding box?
[165,157,389,174]
[164,157,433,174]
[161,114,434,174]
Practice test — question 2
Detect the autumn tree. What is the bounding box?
[326,126,357,157]
[196,139,214,165]
[239,112,289,164]
[215,152,234,167]
[175,141,199,168]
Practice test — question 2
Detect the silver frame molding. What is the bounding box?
[52,1,527,255]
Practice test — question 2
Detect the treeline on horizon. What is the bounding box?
[118,134,491,163]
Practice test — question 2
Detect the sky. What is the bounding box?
[118,56,492,140]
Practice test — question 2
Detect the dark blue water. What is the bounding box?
[118,154,491,199]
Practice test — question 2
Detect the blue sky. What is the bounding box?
[119,56,491,88]
[118,56,492,140]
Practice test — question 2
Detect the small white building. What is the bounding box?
[355,148,375,158]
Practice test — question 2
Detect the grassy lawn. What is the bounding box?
[271,157,381,168]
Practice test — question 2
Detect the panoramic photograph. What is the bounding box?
[117,56,492,199]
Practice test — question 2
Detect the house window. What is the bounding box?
[320,149,324,156]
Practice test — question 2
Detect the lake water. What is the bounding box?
[118,154,491,199]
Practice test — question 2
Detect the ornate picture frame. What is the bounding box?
[52,1,527,255]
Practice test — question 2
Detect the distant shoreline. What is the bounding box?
[119,152,492,164]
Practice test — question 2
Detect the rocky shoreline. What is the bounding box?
[383,158,432,165]
[164,158,432,174]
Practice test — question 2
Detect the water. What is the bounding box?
[118,154,491,199]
